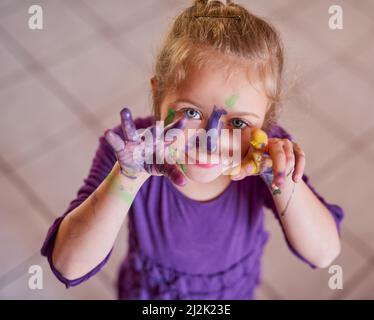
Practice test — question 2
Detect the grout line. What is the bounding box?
[0,247,115,298]
[331,255,374,299]
[259,279,284,300]
[310,123,374,180]
[342,226,374,260]
[0,25,103,134]
[0,0,163,93]
[295,18,374,88]
[65,0,155,76]
[0,155,55,223]
[0,32,101,92]
[0,1,23,19]
[0,251,40,290]
[11,121,86,169]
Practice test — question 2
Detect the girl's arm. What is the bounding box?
[264,171,341,268]
[52,161,149,280]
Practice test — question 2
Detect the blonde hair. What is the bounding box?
[151,0,284,131]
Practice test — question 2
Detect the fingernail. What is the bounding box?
[295,174,302,182]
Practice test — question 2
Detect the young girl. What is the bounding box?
[41,0,344,300]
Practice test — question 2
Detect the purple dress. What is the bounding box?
[41,115,344,300]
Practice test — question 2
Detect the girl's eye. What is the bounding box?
[183,107,202,120]
[230,118,249,129]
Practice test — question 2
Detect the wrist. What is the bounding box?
[113,161,150,185]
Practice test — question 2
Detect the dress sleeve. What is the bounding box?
[261,123,345,268]
[41,115,155,288]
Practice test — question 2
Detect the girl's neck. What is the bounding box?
[174,174,232,202]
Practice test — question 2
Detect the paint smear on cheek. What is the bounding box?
[164,107,176,126]
[225,94,240,109]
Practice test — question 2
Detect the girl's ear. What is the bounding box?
[150,76,157,92]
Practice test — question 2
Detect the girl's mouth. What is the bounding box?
[193,159,219,169]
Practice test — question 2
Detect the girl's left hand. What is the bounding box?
[264,138,306,188]
[229,137,306,189]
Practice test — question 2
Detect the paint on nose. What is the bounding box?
[206,105,227,153]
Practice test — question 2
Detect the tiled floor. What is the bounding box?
[0,0,373,299]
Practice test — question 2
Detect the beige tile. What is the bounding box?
[271,15,337,82]
[278,95,346,175]
[0,176,49,278]
[0,255,115,299]
[355,0,374,19]
[79,0,158,27]
[292,0,374,57]
[0,42,24,81]
[240,0,297,16]
[315,154,374,252]
[260,210,368,299]
[48,41,146,116]
[0,75,78,164]
[343,267,374,299]
[350,42,374,85]
[0,0,94,62]
[97,79,152,132]
[254,286,271,300]
[118,5,178,73]
[15,125,100,219]
[306,66,374,137]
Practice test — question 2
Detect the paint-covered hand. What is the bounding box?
[104,107,188,186]
[228,128,305,193]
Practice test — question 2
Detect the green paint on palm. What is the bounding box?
[177,161,187,176]
[225,94,239,109]
[164,108,176,126]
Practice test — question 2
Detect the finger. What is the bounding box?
[230,165,247,181]
[120,107,137,142]
[155,163,187,186]
[164,114,187,134]
[282,139,296,178]
[292,142,306,183]
[268,139,287,187]
[105,129,125,152]
[205,105,227,153]
[164,115,188,147]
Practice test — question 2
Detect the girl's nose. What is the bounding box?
[205,105,227,154]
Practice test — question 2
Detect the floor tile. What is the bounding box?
[79,0,158,28]
[15,125,101,219]
[260,209,368,299]
[0,176,49,279]
[0,41,24,81]
[306,66,374,138]
[315,154,374,253]
[0,0,94,63]
[292,0,374,58]
[0,75,79,165]
[48,41,146,116]
[278,95,346,176]
[0,254,115,299]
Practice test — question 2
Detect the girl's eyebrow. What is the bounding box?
[230,111,261,119]
[173,98,204,109]
[173,98,260,119]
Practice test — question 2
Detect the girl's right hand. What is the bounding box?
[104,107,188,186]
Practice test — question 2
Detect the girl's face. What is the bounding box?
[157,62,269,183]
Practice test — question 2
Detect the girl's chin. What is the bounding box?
[185,165,223,183]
